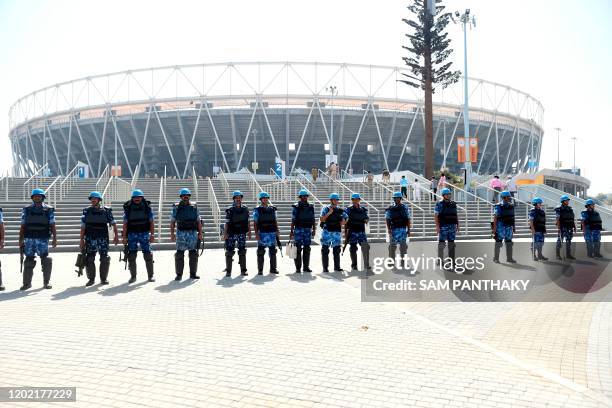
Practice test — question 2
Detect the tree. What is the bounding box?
[401,0,460,178]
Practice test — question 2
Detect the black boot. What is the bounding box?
[493,242,502,263]
[128,252,138,283]
[349,244,358,271]
[537,246,548,261]
[322,245,330,273]
[448,242,456,270]
[506,242,516,263]
[85,254,96,287]
[41,256,53,289]
[257,246,265,275]
[188,250,200,279]
[437,242,446,266]
[174,250,184,280]
[238,248,248,276]
[388,243,397,269]
[225,251,233,277]
[0,261,4,291]
[556,244,562,260]
[20,256,35,291]
[399,242,408,269]
[361,243,371,271]
[594,241,603,258]
[269,247,279,274]
[566,242,575,260]
[302,245,312,272]
[99,255,111,284]
[144,252,155,282]
[333,246,343,272]
[586,241,594,258]
[294,244,302,273]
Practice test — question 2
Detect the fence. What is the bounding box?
[207,177,223,240]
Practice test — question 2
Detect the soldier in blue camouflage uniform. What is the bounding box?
[0,208,5,291]
[581,198,603,258]
[170,188,203,280]
[253,191,280,275]
[492,191,516,263]
[385,192,411,269]
[555,194,576,260]
[224,191,251,277]
[434,188,460,269]
[345,193,371,272]
[80,191,118,286]
[290,189,316,273]
[529,197,548,261]
[19,188,57,291]
[122,189,156,283]
[320,193,347,272]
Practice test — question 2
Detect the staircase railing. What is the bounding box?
[192,166,199,203]
[43,176,63,207]
[131,164,141,189]
[23,163,49,200]
[157,172,166,241]
[444,180,495,221]
[95,165,111,191]
[0,176,8,201]
[56,164,80,201]
[473,181,531,221]
[101,176,115,209]
[217,169,230,197]
[244,168,264,200]
[207,177,223,240]
[262,179,291,201]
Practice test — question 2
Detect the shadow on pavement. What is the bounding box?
[216,274,247,287]
[98,281,147,296]
[155,279,198,293]
[248,274,277,285]
[52,284,99,300]
[501,263,537,271]
[0,287,44,301]
[288,272,316,283]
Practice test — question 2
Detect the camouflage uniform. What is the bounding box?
[345,205,370,270]
[434,199,459,266]
[21,203,55,288]
[171,202,201,279]
[253,205,279,274]
[385,202,411,268]
[291,201,315,272]
[493,201,515,262]
[555,204,575,259]
[81,205,116,284]
[224,203,250,275]
[529,207,547,259]
[581,209,602,257]
[320,206,347,272]
[123,200,155,281]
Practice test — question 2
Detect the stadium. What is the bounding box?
[8,61,544,178]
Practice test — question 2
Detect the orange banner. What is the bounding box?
[469,138,478,163]
[457,137,478,163]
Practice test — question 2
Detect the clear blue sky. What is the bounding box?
[0,0,610,193]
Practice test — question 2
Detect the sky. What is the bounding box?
[0,0,611,193]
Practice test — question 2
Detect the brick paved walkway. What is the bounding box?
[0,249,610,407]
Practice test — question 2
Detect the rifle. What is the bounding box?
[75,247,86,276]
[341,227,350,255]
[276,236,283,258]
[119,244,129,270]
[19,244,24,274]
[197,220,205,256]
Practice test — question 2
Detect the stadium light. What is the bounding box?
[453,9,476,188]
[326,85,338,162]
[554,127,562,169]
[571,136,577,175]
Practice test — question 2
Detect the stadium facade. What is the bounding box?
[8,62,544,178]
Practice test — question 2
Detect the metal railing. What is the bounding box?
[207,177,223,240]
[131,164,141,189]
[23,163,49,199]
[217,169,230,197]
[95,165,111,191]
[473,181,532,221]
[244,168,264,200]
[157,173,166,241]
[0,176,7,200]
[261,179,291,201]
[43,176,63,207]
[192,166,199,203]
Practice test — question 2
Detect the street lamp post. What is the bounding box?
[571,136,577,174]
[252,128,258,174]
[554,127,562,169]
[326,85,338,163]
[452,9,476,190]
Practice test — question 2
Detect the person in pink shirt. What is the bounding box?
[490,175,502,202]
[437,173,447,192]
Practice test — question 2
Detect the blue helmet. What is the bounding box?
[258,191,270,200]
[531,197,543,205]
[585,198,595,206]
[560,194,570,203]
[298,189,310,197]
[440,188,451,196]
[500,191,511,198]
[131,189,144,198]
[392,191,402,199]
[88,191,103,200]
[351,193,361,200]
[179,188,191,196]
[232,190,243,198]
[329,193,340,200]
[31,188,46,198]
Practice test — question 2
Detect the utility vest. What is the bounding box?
[347,205,368,233]
[556,205,575,229]
[437,200,458,225]
[531,208,547,233]
[23,205,53,239]
[497,203,515,226]
[293,202,315,228]
[84,206,111,238]
[174,202,199,231]
[584,210,602,231]
[124,200,152,233]
[387,204,409,229]
[226,205,249,234]
[256,206,277,233]
[322,207,344,232]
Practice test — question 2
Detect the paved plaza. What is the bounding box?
[0,245,611,407]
